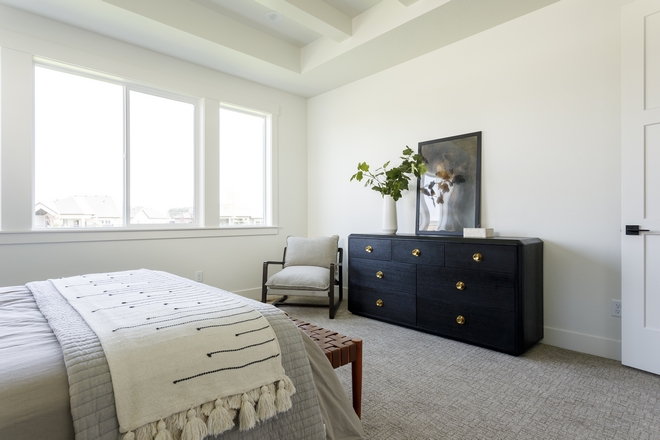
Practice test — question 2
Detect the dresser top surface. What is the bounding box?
[348,233,542,246]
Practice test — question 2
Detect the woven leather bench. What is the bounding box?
[289,317,362,418]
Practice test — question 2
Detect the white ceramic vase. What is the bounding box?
[382,195,398,234]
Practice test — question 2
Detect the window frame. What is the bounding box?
[218,103,273,228]
[33,62,201,230]
[0,53,280,243]
[124,84,201,229]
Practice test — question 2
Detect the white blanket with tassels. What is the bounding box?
[49,269,294,440]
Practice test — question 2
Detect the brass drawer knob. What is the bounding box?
[376,299,384,307]
[456,315,466,325]
[412,248,421,257]
[473,252,482,262]
[376,271,384,279]
[456,281,465,290]
[365,245,373,253]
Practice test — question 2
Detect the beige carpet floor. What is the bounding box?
[280,301,660,440]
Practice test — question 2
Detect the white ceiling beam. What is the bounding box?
[103,0,301,72]
[255,0,352,42]
[398,0,420,6]
[302,0,451,72]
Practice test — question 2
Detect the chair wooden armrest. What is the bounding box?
[262,260,284,303]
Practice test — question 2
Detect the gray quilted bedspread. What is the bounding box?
[27,279,325,440]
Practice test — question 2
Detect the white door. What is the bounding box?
[621,0,660,375]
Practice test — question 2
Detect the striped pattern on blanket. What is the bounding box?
[27,279,326,440]
[48,269,294,439]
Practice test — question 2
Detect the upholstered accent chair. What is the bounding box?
[262,235,343,319]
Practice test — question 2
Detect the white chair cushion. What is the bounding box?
[284,235,339,268]
[265,266,330,291]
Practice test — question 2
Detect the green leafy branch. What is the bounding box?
[350,146,427,202]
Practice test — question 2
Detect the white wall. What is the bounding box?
[308,0,626,360]
[0,0,630,360]
[0,6,308,298]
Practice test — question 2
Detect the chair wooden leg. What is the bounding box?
[271,295,288,306]
[329,299,342,319]
[261,262,269,303]
[328,284,343,319]
[329,288,335,319]
[329,263,336,319]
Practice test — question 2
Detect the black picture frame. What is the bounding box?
[415,131,481,235]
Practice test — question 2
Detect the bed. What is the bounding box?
[0,270,365,440]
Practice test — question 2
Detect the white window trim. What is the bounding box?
[0,226,279,246]
[219,103,273,227]
[35,62,202,230]
[0,52,280,242]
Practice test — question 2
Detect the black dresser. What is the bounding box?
[348,233,543,355]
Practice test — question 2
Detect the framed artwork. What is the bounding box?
[415,131,481,235]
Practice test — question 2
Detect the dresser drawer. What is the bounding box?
[349,285,415,326]
[349,238,391,261]
[417,266,515,311]
[392,239,444,266]
[417,297,516,352]
[349,259,416,295]
[445,243,516,273]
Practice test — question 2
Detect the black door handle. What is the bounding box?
[626,225,650,235]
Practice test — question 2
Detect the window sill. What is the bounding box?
[0,226,279,245]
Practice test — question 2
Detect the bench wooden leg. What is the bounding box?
[288,316,363,418]
[351,338,363,418]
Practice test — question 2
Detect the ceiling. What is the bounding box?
[0,0,559,97]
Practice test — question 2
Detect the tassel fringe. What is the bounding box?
[180,408,207,440]
[247,388,261,404]
[227,394,242,410]
[207,398,235,436]
[257,385,277,421]
[283,375,296,395]
[135,424,153,440]
[276,379,293,413]
[154,420,173,440]
[201,402,215,417]
[239,393,257,431]
[123,376,294,439]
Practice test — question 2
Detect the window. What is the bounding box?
[34,67,123,228]
[219,106,269,226]
[34,65,196,228]
[128,91,194,225]
[27,61,275,234]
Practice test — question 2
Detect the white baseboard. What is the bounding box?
[237,289,621,361]
[541,326,621,361]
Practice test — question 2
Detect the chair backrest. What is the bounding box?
[283,235,339,269]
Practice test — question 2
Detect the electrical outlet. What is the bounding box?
[611,300,622,317]
[195,271,203,282]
